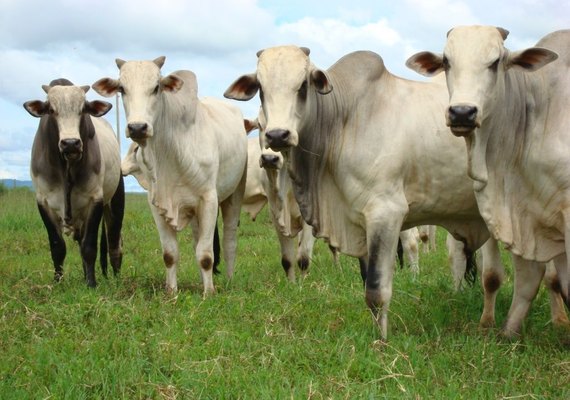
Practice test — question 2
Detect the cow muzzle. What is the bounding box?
[127,122,149,143]
[265,129,292,150]
[447,105,479,137]
[259,154,282,170]
[59,138,83,161]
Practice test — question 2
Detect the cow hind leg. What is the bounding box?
[37,202,66,281]
[81,201,104,288]
[547,256,570,326]
[219,191,244,279]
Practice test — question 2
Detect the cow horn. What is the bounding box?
[81,85,90,93]
[497,27,509,40]
[116,58,126,69]
[153,56,166,68]
[300,47,310,56]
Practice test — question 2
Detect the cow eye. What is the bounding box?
[298,80,307,99]
[442,56,450,71]
[48,106,55,115]
[490,58,500,71]
[118,85,125,95]
[152,85,159,95]
[259,87,265,104]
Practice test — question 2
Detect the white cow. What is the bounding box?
[419,225,437,252]
[407,26,570,336]
[24,79,124,287]
[93,57,247,295]
[225,46,501,339]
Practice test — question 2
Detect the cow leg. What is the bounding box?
[400,229,419,277]
[99,221,108,278]
[37,202,66,281]
[81,201,104,288]
[478,238,504,328]
[297,222,316,277]
[150,202,179,293]
[546,256,570,326]
[501,256,544,338]
[195,196,220,296]
[277,230,297,281]
[105,175,125,276]
[218,162,246,281]
[358,257,367,285]
[364,208,406,340]
[446,233,466,291]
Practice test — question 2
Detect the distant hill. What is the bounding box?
[1,179,33,189]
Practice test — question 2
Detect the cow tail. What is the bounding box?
[212,222,221,275]
[100,220,109,278]
[396,238,404,269]
[464,248,477,286]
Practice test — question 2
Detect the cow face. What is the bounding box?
[24,85,112,161]
[406,25,557,137]
[225,46,332,151]
[92,56,183,145]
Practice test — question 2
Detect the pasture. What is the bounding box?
[0,188,568,399]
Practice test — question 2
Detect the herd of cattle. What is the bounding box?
[22,25,570,340]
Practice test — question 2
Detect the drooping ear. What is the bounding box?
[92,78,121,97]
[224,73,260,101]
[406,51,445,77]
[85,100,112,117]
[153,56,166,68]
[115,58,126,69]
[23,100,49,117]
[310,68,332,95]
[508,47,558,71]
[81,85,90,93]
[161,74,184,93]
[497,27,509,40]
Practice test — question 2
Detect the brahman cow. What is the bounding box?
[93,57,247,295]
[407,26,570,336]
[224,46,500,338]
[23,79,124,287]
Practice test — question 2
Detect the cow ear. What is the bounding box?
[23,100,48,117]
[153,56,166,68]
[244,118,259,134]
[508,47,558,71]
[310,68,332,95]
[161,74,184,93]
[85,100,112,117]
[224,73,260,101]
[92,78,121,97]
[406,51,445,77]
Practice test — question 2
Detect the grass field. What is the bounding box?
[1,188,569,399]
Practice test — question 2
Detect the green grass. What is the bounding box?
[0,189,569,399]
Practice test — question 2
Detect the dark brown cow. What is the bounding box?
[23,79,124,287]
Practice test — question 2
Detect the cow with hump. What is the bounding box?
[23,79,125,288]
[93,57,247,295]
[224,46,509,339]
[407,26,570,337]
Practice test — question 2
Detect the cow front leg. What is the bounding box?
[81,201,104,288]
[297,222,316,278]
[150,202,179,294]
[501,256,544,338]
[364,211,405,340]
[196,197,219,296]
[546,256,570,326]
[478,238,504,328]
[105,175,125,276]
[37,202,66,281]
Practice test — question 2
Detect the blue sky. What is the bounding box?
[0,0,568,191]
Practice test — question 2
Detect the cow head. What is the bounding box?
[406,25,558,137]
[224,45,332,151]
[92,56,184,145]
[24,84,112,161]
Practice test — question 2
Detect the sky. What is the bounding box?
[1,0,568,192]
